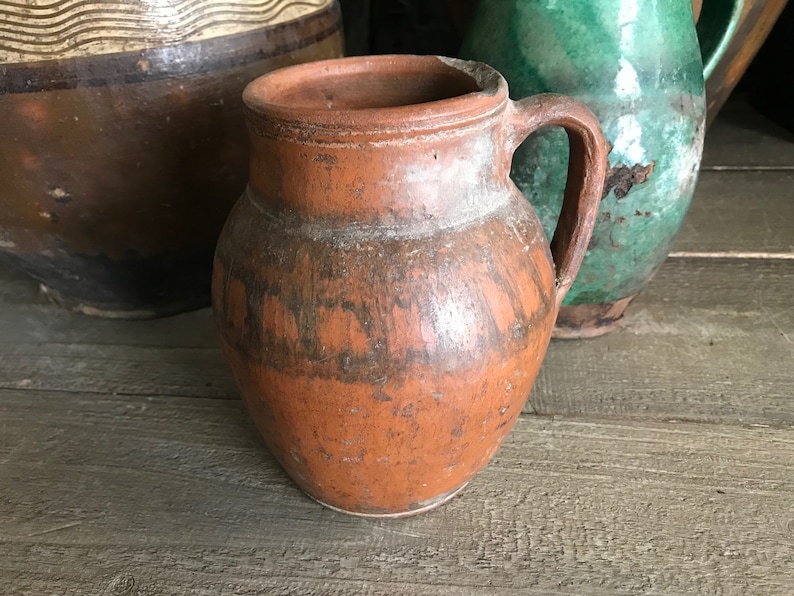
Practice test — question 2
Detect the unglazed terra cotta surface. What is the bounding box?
[212,55,607,517]
[461,0,742,337]
[0,0,342,318]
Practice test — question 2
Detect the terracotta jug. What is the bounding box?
[460,0,743,337]
[212,55,607,517]
[0,0,342,318]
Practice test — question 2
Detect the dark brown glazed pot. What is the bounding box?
[212,55,607,517]
[0,0,342,318]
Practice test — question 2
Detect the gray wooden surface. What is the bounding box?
[701,93,794,170]
[2,99,794,594]
[3,391,793,595]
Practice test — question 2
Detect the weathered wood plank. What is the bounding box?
[1,390,792,594]
[674,170,794,254]
[0,343,237,399]
[702,97,794,170]
[2,258,791,426]
[533,257,794,425]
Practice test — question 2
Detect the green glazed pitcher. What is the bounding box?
[460,0,742,337]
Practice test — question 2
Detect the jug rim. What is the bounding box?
[242,54,508,140]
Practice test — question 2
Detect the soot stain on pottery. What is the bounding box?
[227,222,553,385]
[313,153,338,171]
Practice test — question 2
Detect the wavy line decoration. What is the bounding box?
[0,0,332,62]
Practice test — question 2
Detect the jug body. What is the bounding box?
[212,55,606,516]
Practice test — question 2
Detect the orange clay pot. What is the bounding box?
[212,55,607,517]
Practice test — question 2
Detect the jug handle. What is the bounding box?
[697,0,744,79]
[506,94,608,309]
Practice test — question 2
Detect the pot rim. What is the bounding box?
[242,54,509,138]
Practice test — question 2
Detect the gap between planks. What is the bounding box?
[669,251,794,259]
[701,165,794,171]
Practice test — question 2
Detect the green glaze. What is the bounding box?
[460,0,742,308]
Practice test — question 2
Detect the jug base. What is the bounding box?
[553,295,636,339]
[39,283,206,320]
[308,482,469,519]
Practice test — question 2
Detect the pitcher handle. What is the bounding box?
[697,0,744,79]
[505,94,608,309]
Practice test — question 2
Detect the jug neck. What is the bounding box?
[242,55,513,233]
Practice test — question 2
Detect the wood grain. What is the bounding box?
[674,170,794,254]
[702,96,794,169]
[533,257,794,425]
[0,342,237,399]
[2,257,791,425]
[1,390,792,594]
[2,183,794,425]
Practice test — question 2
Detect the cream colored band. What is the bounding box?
[0,0,333,63]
